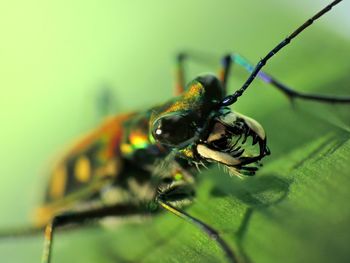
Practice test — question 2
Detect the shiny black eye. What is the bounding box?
[152,114,197,147]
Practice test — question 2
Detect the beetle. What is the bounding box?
[1,1,349,263]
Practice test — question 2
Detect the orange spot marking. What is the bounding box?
[121,143,132,155]
[75,156,91,183]
[49,165,67,199]
[95,159,121,178]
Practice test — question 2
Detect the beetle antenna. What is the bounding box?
[221,0,343,106]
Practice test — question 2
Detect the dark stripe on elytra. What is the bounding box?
[44,143,102,203]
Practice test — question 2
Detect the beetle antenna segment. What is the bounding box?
[221,0,343,106]
[158,199,237,263]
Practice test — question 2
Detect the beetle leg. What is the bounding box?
[219,54,232,94]
[41,203,146,263]
[95,85,116,120]
[174,52,187,95]
[174,51,226,95]
[157,198,238,263]
[220,53,350,104]
[175,50,350,104]
[155,162,237,262]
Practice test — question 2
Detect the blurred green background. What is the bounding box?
[0,0,350,262]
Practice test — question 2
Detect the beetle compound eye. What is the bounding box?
[152,114,196,147]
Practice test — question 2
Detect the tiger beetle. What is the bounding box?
[0,1,349,263]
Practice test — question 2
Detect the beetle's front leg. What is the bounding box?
[156,162,196,207]
[156,188,238,263]
[154,164,238,263]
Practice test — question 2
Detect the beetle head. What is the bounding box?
[150,74,270,176]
